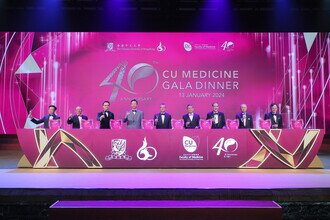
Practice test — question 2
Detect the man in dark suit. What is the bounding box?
[97,101,114,129]
[154,103,172,129]
[264,103,283,128]
[206,102,226,129]
[29,105,61,128]
[183,104,200,129]
[123,99,144,129]
[67,106,88,129]
[235,104,253,129]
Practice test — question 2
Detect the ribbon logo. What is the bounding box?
[137,137,157,161]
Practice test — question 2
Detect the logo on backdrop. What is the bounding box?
[105,139,132,161]
[183,42,217,51]
[100,62,159,102]
[179,136,204,161]
[184,42,193,52]
[106,42,115,52]
[212,137,238,158]
[220,41,234,51]
[137,137,157,161]
[106,42,164,52]
[157,42,166,52]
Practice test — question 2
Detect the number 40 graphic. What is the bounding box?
[99,61,159,102]
[221,41,234,51]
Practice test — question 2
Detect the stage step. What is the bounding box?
[50,200,282,220]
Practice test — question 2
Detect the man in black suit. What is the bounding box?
[67,106,88,129]
[154,103,172,129]
[206,102,226,129]
[29,105,61,129]
[183,104,200,129]
[264,103,283,128]
[235,104,253,129]
[97,101,114,129]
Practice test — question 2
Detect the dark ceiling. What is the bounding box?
[0,0,329,32]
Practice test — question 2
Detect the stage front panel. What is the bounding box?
[16,129,324,169]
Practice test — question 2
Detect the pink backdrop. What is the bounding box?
[0,32,329,133]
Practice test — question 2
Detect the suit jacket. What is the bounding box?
[183,113,200,129]
[123,110,144,129]
[67,115,88,129]
[264,112,283,129]
[31,114,61,129]
[97,111,114,129]
[206,111,226,129]
[154,112,172,129]
[235,113,253,129]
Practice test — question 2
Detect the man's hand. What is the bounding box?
[125,112,130,118]
[28,111,32,119]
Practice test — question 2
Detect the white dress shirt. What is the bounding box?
[242,114,246,127]
[78,115,82,129]
[214,113,219,124]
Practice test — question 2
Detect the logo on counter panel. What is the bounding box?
[137,137,157,161]
[179,136,204,161]
[105,139,132,161]
[212,137,238,158]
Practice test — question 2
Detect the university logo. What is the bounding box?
[179,136,203,161]
[183,136,198,153]
[137,137,157,161]
[105,139,132,161]
[184,42,193,52]
[106,42,114,51]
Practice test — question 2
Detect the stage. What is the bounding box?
[1,168,330,189]
[1,147,330,219]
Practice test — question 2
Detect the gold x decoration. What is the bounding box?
[33,129,102,168]
[240,129,320,169]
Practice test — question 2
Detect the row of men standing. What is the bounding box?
[29,99,283,129]
[89,100,254,129]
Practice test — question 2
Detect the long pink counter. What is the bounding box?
[16,128,324,169]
